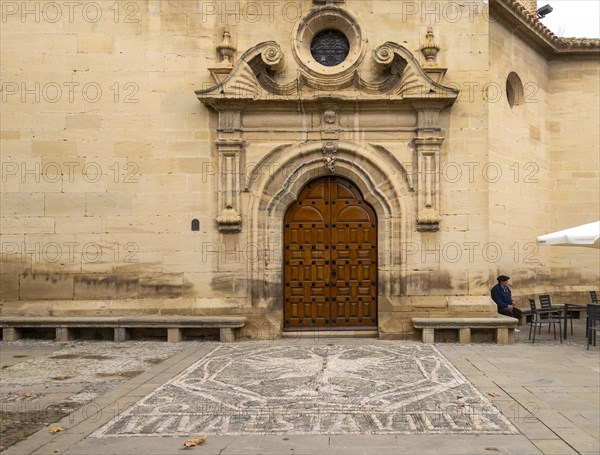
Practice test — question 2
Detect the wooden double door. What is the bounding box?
[284,177,378,330]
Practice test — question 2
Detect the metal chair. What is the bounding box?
[529,299,562,344]
[538,294,563,329]
[587,304,600,350]
[539,293,583,336]
[588,292,599,340]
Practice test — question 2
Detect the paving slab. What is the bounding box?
[531,439,579,455]
[1,317,598,455]
[0,345,64,368]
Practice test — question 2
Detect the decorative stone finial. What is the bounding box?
[217,31,236,67]
[420,27,440,66]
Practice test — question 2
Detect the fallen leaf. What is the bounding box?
[487,392,499,397]
[485,448,500,452]
[51,376,72,381]
[183,435,208,448]
[49,427,65,434]
[24,392,33,398]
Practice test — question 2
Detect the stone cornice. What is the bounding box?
[491,0,600,57]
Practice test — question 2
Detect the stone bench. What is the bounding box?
[0,316,247,343]
[412,316,518,344]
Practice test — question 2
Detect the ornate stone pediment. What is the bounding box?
[195,12,459,233]
[195,41,458,107]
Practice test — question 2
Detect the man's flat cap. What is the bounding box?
[497,275,510,281]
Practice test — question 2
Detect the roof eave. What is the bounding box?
[490,0,600,58]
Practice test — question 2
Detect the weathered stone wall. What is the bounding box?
[488,19,600,304]
[488,19,552,298]
[0,1,217,310]
[544,56,600,290]
[378,0,498,338]
[0,1,597,339]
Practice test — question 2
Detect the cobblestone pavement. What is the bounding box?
[0,341,187,451]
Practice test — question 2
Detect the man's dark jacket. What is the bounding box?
[491,283,512,308]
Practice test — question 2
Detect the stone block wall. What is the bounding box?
[488,17,600,298]
[488,18,552,295]
[0,1,597,339]
[544,57,600,288]
[0,1,213,304]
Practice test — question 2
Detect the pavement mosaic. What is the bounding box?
[91,343,517,437]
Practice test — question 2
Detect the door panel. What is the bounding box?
[284,177,377,330]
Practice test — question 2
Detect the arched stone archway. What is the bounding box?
[243,141,413,332]
[195,20,460,338]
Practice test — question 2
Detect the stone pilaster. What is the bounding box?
[414,137,444,232]
[215,107,244,233]
[413,102,446,232]
[414,103,443,135]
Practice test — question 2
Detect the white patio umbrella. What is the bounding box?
[537,221,600,249]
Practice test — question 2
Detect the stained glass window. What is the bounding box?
[310,29,350,67]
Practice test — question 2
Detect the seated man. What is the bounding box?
[491,275,522,320]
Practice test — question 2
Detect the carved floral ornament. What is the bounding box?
[195,7,459,233]
[322,142,338,173]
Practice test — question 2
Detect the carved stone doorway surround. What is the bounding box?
[195,3,459,321]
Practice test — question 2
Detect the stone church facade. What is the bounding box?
[1,0,598,339]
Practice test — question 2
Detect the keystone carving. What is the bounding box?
[323,142,338,173]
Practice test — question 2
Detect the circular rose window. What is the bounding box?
[292,5,366,77]
[310,29,350,67]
